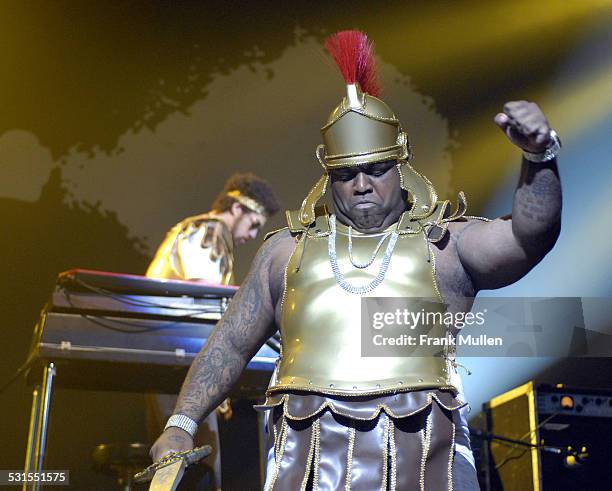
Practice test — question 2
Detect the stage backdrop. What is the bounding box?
[1,2,612,488]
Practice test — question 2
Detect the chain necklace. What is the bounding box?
[328,215,399,295]
[348,224,391,269]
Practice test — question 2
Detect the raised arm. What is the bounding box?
[150,231,290,460]
[456,101,562,291]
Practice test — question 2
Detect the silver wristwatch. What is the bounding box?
[522,129,562,163]
[164,414,198,438]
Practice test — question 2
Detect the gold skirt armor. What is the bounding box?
[257,390,466,491]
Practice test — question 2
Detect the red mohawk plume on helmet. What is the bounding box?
[324,30,381,97]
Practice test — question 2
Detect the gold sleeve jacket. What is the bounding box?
[146,213,234,285]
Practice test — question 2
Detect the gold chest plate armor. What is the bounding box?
[268,211,460,397]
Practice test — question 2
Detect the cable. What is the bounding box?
[79,313,191,334]
[0,356,35,396]
[265,334,281,354]
[495,412,559,470]
[470,412,562,471]
[63,286,223,321]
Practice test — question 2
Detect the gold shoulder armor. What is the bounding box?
[286,205,330,235]
[421,191,469,243]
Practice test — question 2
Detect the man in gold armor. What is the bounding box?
[151,32,562,490]
[146,172,280,490]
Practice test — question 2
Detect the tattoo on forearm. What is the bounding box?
[172,233,282,422]
[514,159,561,237]
[168,434,189,444]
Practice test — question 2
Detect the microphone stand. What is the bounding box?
[469,428,589,466]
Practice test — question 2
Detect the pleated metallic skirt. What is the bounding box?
[256,390,466,491]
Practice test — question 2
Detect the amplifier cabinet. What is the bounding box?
[481,381,612,490]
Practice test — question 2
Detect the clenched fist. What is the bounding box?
[494,101,552,154]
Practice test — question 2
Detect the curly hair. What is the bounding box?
[211,172,281,217]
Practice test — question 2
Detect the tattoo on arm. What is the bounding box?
[172,235,281,422]
[454,159,561,291]
[168,434,190,444]
[513,158,562,245]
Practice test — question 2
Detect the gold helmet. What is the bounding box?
[299,31,437,226]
